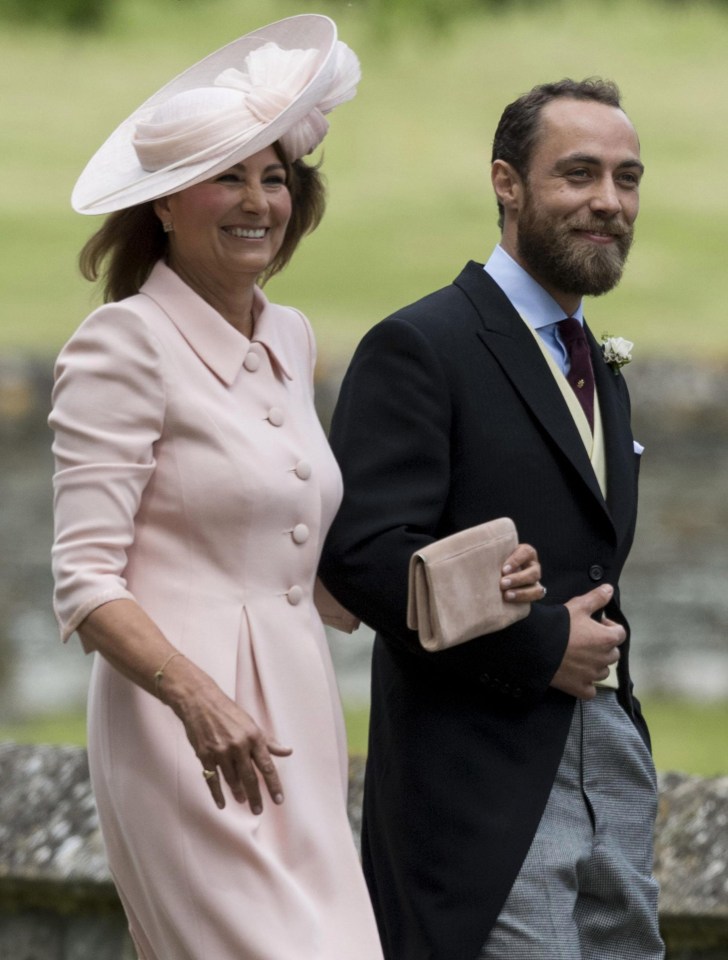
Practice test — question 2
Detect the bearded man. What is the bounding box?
[319,79,665,960]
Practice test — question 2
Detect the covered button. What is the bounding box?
[243,352,260,372]
[267,407,284,427]
[292,523,310,545]
[295,460,312,481]
[287,585,303,606]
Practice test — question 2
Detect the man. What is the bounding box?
[319,79,664,960]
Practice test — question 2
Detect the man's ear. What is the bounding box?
[491,160,523,216]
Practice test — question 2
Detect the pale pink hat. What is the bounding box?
[71,14,359,215]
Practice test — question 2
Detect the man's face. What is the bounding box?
[513,98,643,305]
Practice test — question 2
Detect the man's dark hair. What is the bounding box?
[491,78,623,230]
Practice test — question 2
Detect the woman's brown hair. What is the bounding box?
[79,143,326,303]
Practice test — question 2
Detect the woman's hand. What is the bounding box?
[500,543,545,603]
[77,599,292,814]
[169,675,293,814]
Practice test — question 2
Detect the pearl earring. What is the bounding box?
[163,221,174,233]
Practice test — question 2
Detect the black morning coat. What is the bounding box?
[319,262,651,960]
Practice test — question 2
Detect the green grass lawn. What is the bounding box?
[344,698,728,776]
[1,0,728,361]
[2,697,726,777]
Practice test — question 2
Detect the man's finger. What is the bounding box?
[576,583,614,613]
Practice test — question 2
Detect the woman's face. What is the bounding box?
[155,145,292,291]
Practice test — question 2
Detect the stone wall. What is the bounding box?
[654,771,728,959]
[1,743,726,959]
[0,743,133,960]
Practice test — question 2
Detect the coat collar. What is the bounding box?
[455,261,634,538]
[139,261,294,385]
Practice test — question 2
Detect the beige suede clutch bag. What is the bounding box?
[407,517,529,652]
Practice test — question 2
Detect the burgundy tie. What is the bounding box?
[558,318,595,431]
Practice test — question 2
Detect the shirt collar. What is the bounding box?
[140,261,293,385]
[484,245,584,329]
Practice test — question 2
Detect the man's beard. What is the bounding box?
[517,194,634,298]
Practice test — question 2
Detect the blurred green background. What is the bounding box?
[1,0,727,774]
[2,0,728,360]
[1,698,727,775]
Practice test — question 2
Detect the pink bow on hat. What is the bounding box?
[72,15,359,215]
[133,41,360,174]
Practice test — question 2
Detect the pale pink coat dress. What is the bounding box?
[50,261,383,960]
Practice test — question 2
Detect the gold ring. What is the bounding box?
[202,769,217,781]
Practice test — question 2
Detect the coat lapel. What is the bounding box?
[587,325,636,541]
[455,263,616,533]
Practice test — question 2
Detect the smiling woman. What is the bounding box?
[47,13,386,960]
[154,150,294,335]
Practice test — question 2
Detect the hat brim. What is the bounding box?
[71,14,338,215]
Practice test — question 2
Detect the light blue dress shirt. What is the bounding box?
[484,245,584,377]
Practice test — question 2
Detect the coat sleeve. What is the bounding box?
[319,315,570,702]
[49,304,165,644]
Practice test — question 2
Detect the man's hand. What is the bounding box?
[550,584,625,700]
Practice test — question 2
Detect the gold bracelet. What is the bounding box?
[153,651,183,694]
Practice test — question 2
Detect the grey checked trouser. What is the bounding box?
[478,689,665,960]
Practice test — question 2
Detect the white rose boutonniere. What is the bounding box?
[601,334,633,375]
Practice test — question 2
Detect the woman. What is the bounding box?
[50,14,542,960]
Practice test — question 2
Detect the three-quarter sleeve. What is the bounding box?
[49,304,166,643]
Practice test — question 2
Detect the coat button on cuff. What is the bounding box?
[267,407,284,427]
[588,564,605,582]
[292,523,310,545]
[287,585,303,605]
